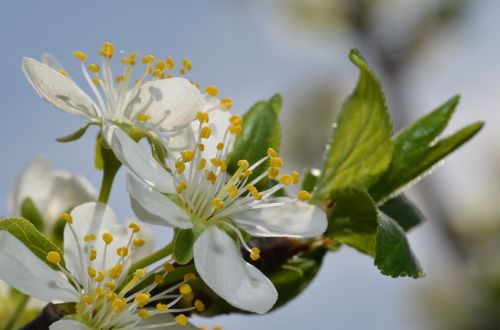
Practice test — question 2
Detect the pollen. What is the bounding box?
[229,115,243,125]
[108,264,123,280]
[133,238,145,247]
[176,182,188,193]
[195,299,205,312]
[99,42,114,59]
[279,175,293,186]
[134,269,146,279]
[116,246,129,257]
[220,97,232,110]
[102,232,114,245]
[88,63,100,73]
[128,222,141,233]
[154,275,164,284]
[90,248,97,261]
[251,191,263,201]
[46,251,61,264]
[184,273,196,281]
[163,263,175,272]
[205,85,219,97]
[212,197,224,210]
[291,171,300,184]
[297,190,311,201]
[197,112,209,123]
[175,314,188,326]
[182,57,193,71]
[270,157,283,168]
[95,270,105,282]
[250,247,261,261]
[229,124,242,135]
[175,160,186,174]
[81,295,93,305]
[156,60,166,71]
[268,167,280,179]
[136,113,151,122]
[181,149,195,162]
[267,148,278,157]
[217,142,224,150]
[238,159,249,170]
[207,171,217,184]
[87,266,97,278]
[156,303,168,312]
[138,309,150,320]
[73,51,88,62]
[197,158,207,170]
[112,298,127,313]
[141,54,155,64]
[84,234,96,242]
[200,126,212,139]
[116,75,125,83]
[134,293,151,308]
[61,212,73,224]
[198,143,205,151]
[166,56,175,70]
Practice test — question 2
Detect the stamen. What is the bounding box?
[73,51,88,62]
[88,63,100,73]
[136,113,151,122]
[141,54,155,64]
[279,175,293,186]
[175,314,188,326]
[46,251,61,264]
[182,58,192,71]
[220,97,232,110]
[99,42,115,59]
[205,85,219,97]
[297,190,311,201]
[249,247,261,261]
[61,212,73,224]
[133,238,146,247]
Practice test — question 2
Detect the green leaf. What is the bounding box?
[326,188,378,255]
[173,229,197,265]
[379,194,424,231]
[56,121,96,142]
[0,217,63,269]
[301,168,321,192]
[20,198,44,232]
[314,49,393,200]
[375,213,425,278]
[94,134,104,170]
[146,134,167,166]
[227,94,282,189]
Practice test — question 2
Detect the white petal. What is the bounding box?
[130,77,203,131]
[0,231,79,303]
[126,174,192,229]
[22,58,100,119]
[128,223,155,263]
[104,125,175,194]
[8,157,54,216]
[233,198,327,238]
[42,171,96,227]
[64,202,129,284]
[41,53,65,72]
[50,319,90,330]
[193,226,277,314]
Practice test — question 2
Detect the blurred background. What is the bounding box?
[0,0,499,329]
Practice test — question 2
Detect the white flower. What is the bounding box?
[8,157,96,231]
[22,42,231,137]
[0,202,201,330]
[105,109,328,314]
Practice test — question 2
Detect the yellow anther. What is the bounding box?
[73,51,87,62]
[175,314,188,326]
[99,42,115,59]
[166,56,175,70]
[135,113,151,122]
[46,251,61,264]
[130,52,138,59]
[107,291,118,301]
[197,112,209,123]
[105,281,116,290]
[112,298,127,313]
[182,57,192,71]
[183,291,194,302]
[87,266,97,278]
[184,273,196,281]
[115,75,125,83]
[91,76,100,86]
[250,247,261,261]
[156,60,166,71]
[205,85,219,97]
[246,184,257,192]
[212,198,224,210]
[176,182,188,193]
[213,326,224,330]
[141,54,155,64]
[154,275,164,284]
[270,157,283,168]
[154,69,165,79]
[207,171,217,184]
[134,269,146,279]
[81,294,93,305]
[291,171,300,184]
[229,124,242,135]
[102,233,114,245]
[200,126,212,139]
[128,222,141,233]
[220,97,232,110]
[268,167,280,179]
[108,264,123,280]
[267,148,278,157]
[90,248,97,261]
[197,158,206,170]
[95,270,105,282]
[175,160,186,174]
[163,263,175,272]
[297,190,311,201]
[195,299,205,312]
[181,149,195,162]
[116,246,129,257]
[229,115,243,125]
[243,169,253,177]
[279,175,293,186]
[133,238,146,247]
[210,158,220,167]
[198,143,205,151]
[251,191,263,201]
[216,142,224,150]
[156,303,168,312]
[134,293,151,308]
[220,160,228,172]
[95,287,106,299]
[88,63,100,73]
[228,185,239,198]
[61,212,73,224]
[238,159,249,170]
[138,309,150,320]
[179,68,186,75]
[57,69,69,77]
[84,234,96,242]
[192,81,201,89]
[121,56,136,66]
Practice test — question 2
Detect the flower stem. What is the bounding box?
[128,241,174,275]
[97,136,121,204]
[5,294,30,330]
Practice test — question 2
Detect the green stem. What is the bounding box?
[128,241,174,276]
[97,164,120,203]
[5,294,30,330]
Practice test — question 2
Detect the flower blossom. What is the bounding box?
[0,202,200,329]
[105,109,328,314]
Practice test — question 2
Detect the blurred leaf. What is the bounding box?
[146,134,168,167]
[173,229,196,265]
[314,49,393,199]
[379,194,424,231]
[94,134,104,170]
[55,121,96,142]
[20,198,44,232]
[228,94,282,189]
[326,188,377,255]
[375,213,424,278]
[301,168,321,192]
[0,217,63,269]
